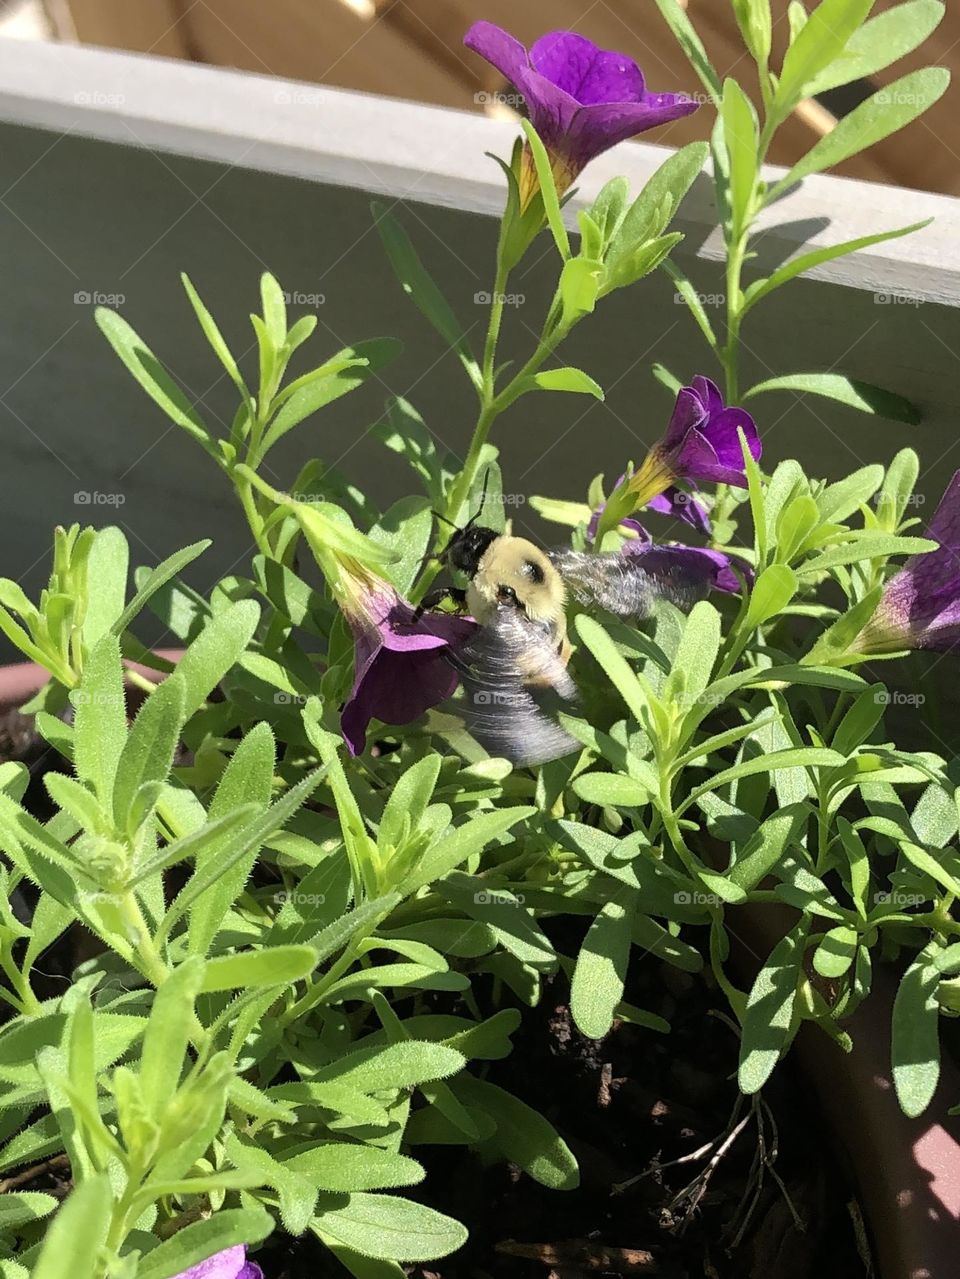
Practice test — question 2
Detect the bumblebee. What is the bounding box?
[421,488,707,766]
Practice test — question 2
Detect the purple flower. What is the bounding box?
[464,23,698,207]
[621,529,748,596]
[858,471,960,654]
[172,1247,262,1279]
[628,377,761,509]
[646,487,712,534]
[340,579,477,755]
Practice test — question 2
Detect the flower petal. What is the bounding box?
[173,1248,252,1279]
[565,94,699,162]
[926,470,960,548]
[663,385,710,450]
[623,541,747,595]
[647,487,712,534]
[529,31,645,103]
[464,21,528,86]
[512,65,581,147]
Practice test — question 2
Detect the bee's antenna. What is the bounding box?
[431,510,458,531]
[466,467,492,529]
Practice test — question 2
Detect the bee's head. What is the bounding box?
[444,523,499,576]
[436,466,499,576]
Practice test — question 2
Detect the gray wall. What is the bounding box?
[1,116,959,641]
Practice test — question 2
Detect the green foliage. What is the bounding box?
[654,0,948,410]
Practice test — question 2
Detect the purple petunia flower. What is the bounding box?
[857,471,960,654]
[464,23,698,208]
[645,487,712,534]
[620,525,748,596]
[172,1246,262,1279]
[340,579,477,755]
[627,377,761,509]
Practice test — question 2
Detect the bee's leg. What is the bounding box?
[414,587,468,621]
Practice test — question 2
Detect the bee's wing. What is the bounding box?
[549,549,709,617]
[446,606,579,767]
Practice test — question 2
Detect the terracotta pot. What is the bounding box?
[0,654,184,711]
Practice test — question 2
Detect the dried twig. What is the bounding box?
[0,1154,70,1194]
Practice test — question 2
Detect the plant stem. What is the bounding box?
[120,893,169,988]
[234,472,272,558]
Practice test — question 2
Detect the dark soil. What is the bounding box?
[254,936,872,1279]
[0,708,872,1279]
[398,952,871,1279]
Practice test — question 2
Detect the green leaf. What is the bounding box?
[455,1073,579,1189]
[200,945,316,992]
[260,339,403,457]
[368,497,435,597]
[137,1205,274,1279]
[261,271,288,348]
[519,119,570,259]
[372,202,480,387]
[286,1144,424,1191]
[610,142,708,270]
[739,922,807,1092]
[111,540,211,638]
[312,894,400,966]
[745,372,920,425]
[813,924,858,978]
[572,773,650,808]
[181,272,250,402]
[892,947,941,1117]
[733,0,772,64]
[129,805,258,887]
[571,897,632,1040]
[379,755,441,854]
[175,599,261,719]
[575,614,652,727]
[774,0,876,112]
[95,308,215,456]
[721,78,758,236]
[43,774,106,836]
[651,0,721,99]
[558,257,602,328]
[188,720,276,954]
[30,1175,112,1279]
[314,1192,467,1262]
[314,1040,464,1094]
[112,675,186,833]
[72,634,127,807]
[401,808,535,896]
[82,527,129,647]
[799,534,934,575]
[770,68,951,197]
[525,367,604,399]
[161,768,327,941]
[805,1,946,97]
[663,261,717,349]
[817,464,885,523]
[744,220,931,313]
[729,804,808,892]
[139,956,204,1116]
[670,600,721,702]
[681,748,843,814]
[439,873,556,971]
[0,1190,57,1230]
[743,565,797,629]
